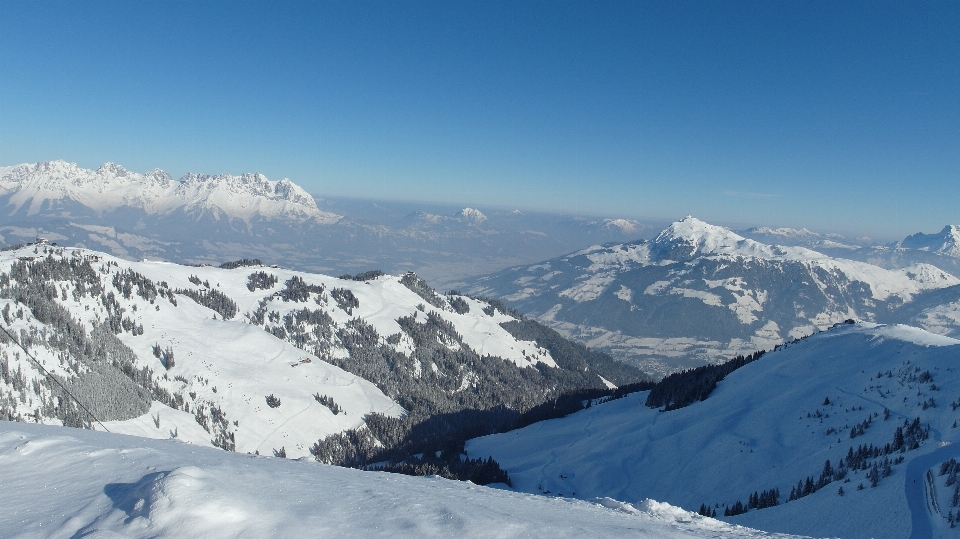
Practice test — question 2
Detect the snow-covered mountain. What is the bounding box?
[740,223,960,278]
[0,422,804,539]
[0,161,657,288]
[738,226,864,251]
[0,160,339,223]
[0,243,642,461]
[467,322,960,539]
[465,216,960,376]
[901,225,960,258]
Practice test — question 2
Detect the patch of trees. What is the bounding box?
[448,295,470,314]
[152,343,175,370]
[339,270,385,281]
[266,394,281,408]
[174,287,238,320]
[471,296,523,319]
[717,488,781,517]
[697,504,717,517]
[500,318,649,387]
[330,288,359,314]
[274,307,334,350]
[314,393,342,414]
[400,273,446,309]
[788,417,926,502]
[247,271,278,292]
[645,350,766,410]
[939,459,960,513]
[850,415,872,438]
[220,258,262,269]
[111,269,158,302]
[0,256,235,446]
[374,454,511,486]
[706,418,927,518]
[310,312,652,484]
[279,275,324,302]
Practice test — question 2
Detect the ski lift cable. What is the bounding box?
[0,320,110,432]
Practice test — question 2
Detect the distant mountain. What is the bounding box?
[0,161,656,288]
[0,160,339,223]
[467,322,960,539]
[900,225,960,257]
[465,216,960,376]
[738,226,864,251]
[0,243,643,461]
[739,223,960,278]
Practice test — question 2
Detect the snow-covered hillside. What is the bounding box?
[0,160,339,223]
[0,422,805,539]
[467,322,960,539]
[466,216,960,376]
[0,243,639,461]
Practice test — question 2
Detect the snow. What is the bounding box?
[0,245,562,457]
[460,207,488,224]
[559,217,958,307]
[744,227,820,239]
[0,422,805,539]
[559,272,617,302]
[901,225,960,258]
[466,322,960,538]
[915,301,960,337]
[670,287,724,307]
[866,323,960,348]
[601,218,643,235]
[0,160,341,224]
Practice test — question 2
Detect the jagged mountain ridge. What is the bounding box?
[901,225,960,258]
[0,243,643,460]
[465,216,960,376]
[467,322,960,539]
[0,161,656,288]
[739,223,960,277]
[0,160,338,223]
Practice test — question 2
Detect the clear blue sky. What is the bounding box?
[1,1,958,239]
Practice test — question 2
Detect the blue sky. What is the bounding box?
[1,1,957,239]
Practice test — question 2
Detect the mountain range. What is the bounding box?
[4,158,960,538]
[466,216,960,376]
[0,161,655,288]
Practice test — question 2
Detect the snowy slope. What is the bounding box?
[467,322,960,539]
[467,216,960,376]
[0,160,340,223]
[0,243,622,459]
[0,422,806,539]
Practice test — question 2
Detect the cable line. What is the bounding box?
[0,320,109,432]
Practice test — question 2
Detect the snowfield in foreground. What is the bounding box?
[0,422,806,539]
